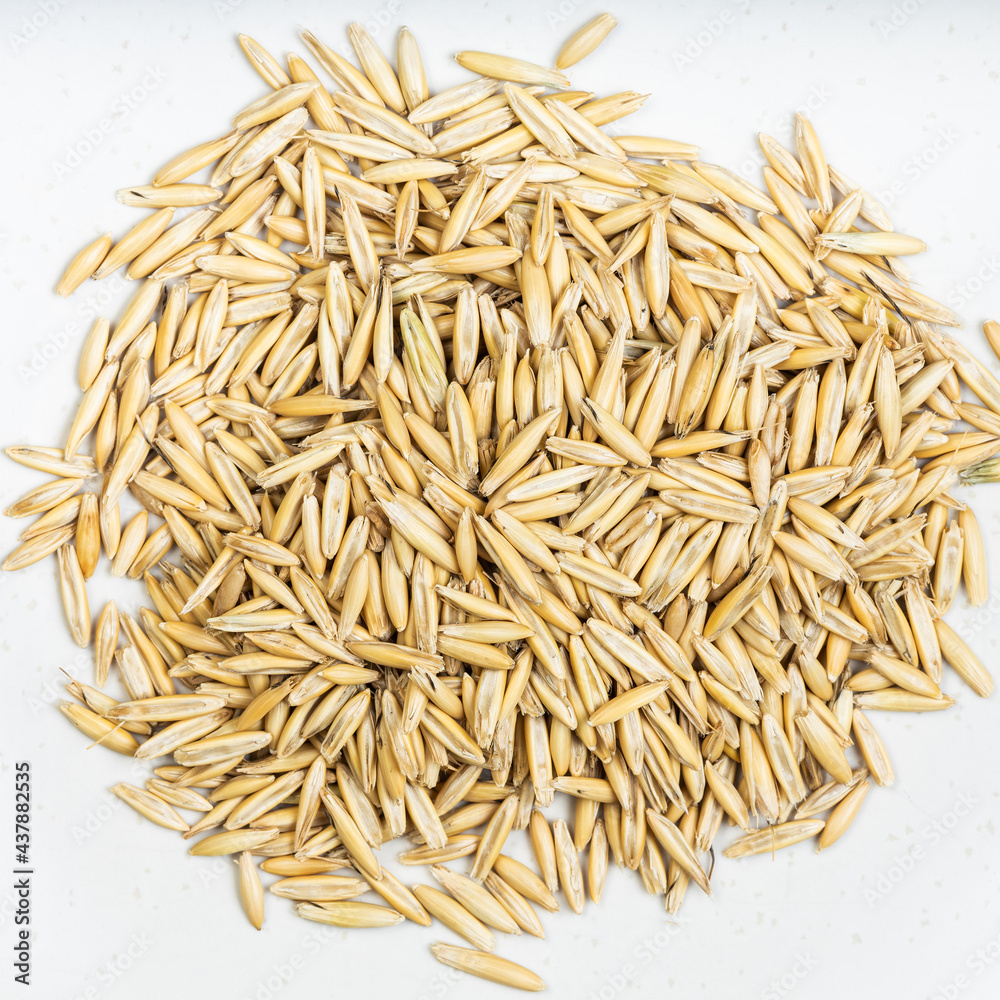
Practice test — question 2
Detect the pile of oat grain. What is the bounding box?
[6,13,996,991]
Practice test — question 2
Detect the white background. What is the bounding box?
[2,1,1000,998]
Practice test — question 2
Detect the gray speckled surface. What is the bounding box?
[2,1,1000,997]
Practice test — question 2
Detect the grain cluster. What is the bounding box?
[8,12,998,991]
